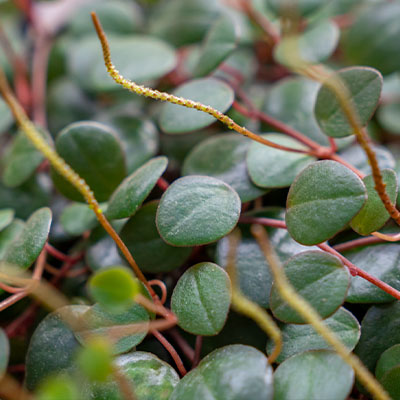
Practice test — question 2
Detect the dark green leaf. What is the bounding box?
[0,97,13,135]
[159,78,234,134]
[315,67,382,138]
[270,251,350,323]
[120,202,191,273]
[0,208,14,232]
[60,203,98,236]
[267,308,360,363]
[106,157,168,220]
[51,121,126,202]
[286,160,366,245]
[182,134,266,202]
[170,345,273,400]
[246,133,315,188]
[157,176,241,246]
[274,350,354,400]
[376,344,400,381]
[3,207,52,269]
[171,262,231,335]
[0,219,24,260]
[0,328,9,377]
[379,366,400,400]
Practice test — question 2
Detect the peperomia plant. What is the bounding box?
[1,0,400,399]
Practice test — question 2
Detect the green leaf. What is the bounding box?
[355,301,400,371]
[51,121,126,202]
[3,207,52,269]
[26,305,87,390]
[182,134,266,202]
[267,0,331,17]
[106,157,168,220]
[0,208,14,232]
[286,160,366,245]
[246,133,315,188]
[274,19,339,65]
[345,244,400,303]
[315,67,382,138]
[350,169,397,235]
[0,328,9,377]
[270,251,350,323]
[90,351,180,400]
[88,267,141,312]
[36,375,79,400]
[159,78,234,134]
[170,345,273,400]
[343,3,400,75]
[193,16,237,77]
[0,219,24,260]
[86,236,125,272]
[0,97,13,135]
[76,303,148,355]
[376,344,400,381]
[157,176,241,246]
[378,102,400,135]
[274,350,354,400]
[379,366,400,400]
[120,202,191,273]
[267,308,360,363]
[60,203,98,236]
[171,262,231,336]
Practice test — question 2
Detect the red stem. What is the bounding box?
[157,177,170,191]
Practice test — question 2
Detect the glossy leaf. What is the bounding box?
[0,208,14,232]
[345,244,400,303]
[286,160,366,245]
[193,16,237,77]
[157,176,241,246]
[170,345,273,400]
[267,308,360,363]
[270,251,350,323]
[171,262,231,335]
[51,122,126,202]
[274,350,354,400]
[0,328,9,377]
[182,134,266,202]
[120,202,191,273]
[246,133,315,188]
[106,157,168,220]
[350,169,397,235]
[315,67,382,138]
[3,207,52,269]
[60,203,98,236]
[159,78,234,134]
[376,344,400,381]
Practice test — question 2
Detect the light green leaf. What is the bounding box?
[60,203,98,236]
[0,328,9,377]
[0,208,14,232]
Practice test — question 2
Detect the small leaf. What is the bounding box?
[0,208,14,232]
[376,344,400,381]
[274,350,354,400]
[106,157,168,220]
[60,203,98,236]
[170,345,273,400]
[36,375,79,400]
[159,78,234,134]
[88,267,141,311]
[182,134,266,202]
[51,121,126,202]
[3,207,52,269]
[0,328,9,377]
[171,262,231,336]
[246,133,315,188]
[286,160,366,245]
[350,169,398,235]
[315,67,382,138]
[270,251,350,323]
[157,176,241,246]
[0,219,24,260]
[267,308,360,363]
[193,16,237,77]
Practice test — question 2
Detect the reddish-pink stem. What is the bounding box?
[192,336,203,368]
[157,177,170,191]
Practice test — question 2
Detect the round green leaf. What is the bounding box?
[343,3,400,75]
[60,203,98,236]
[274,350,354,400]
[378,102,400,135]
[379,366,400,400]
[315,67,382,138]
[286,160,366,245]
[157,176,241,246]
[193,16,237,77]
[3,207,52,269]
[0,208,14,232]
[159,78,234,134]
[267,0,331,17]
[0,219,24,260]
[51,121,126,202]
[350,169,397,235]
[0,328,9,377]
[119,202,191,273]
[106,157,168,220]
[182,134,266,202]
[267,308,360,363]
[170,345,273,400]
[90,351,179,400]
[246,133,315,188]
[270,251,350,323]
[76,303,148,355]
[171,262,231,336]
[376,344,400,381]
